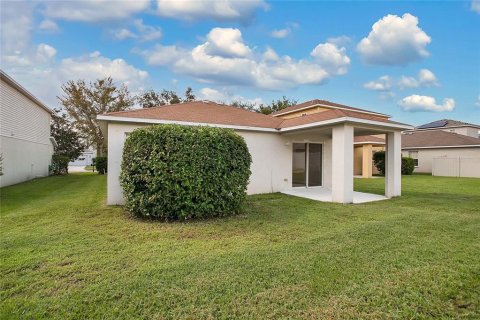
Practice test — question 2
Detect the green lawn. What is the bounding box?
[1,174,479,319]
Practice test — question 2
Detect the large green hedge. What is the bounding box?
[120,125,252,220]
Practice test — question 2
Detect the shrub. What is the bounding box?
[402,157,415,175]
[95,156,108,174]
[373,151,415,175]
[51,155,69,175]
[120,124,252,220]
[373,151,386,175]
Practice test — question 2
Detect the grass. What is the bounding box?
[1,173,479,319]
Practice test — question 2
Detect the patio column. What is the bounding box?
[331,124,354,203]
[362,144,373,178]
[385,131,401,198]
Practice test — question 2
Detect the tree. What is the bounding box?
[258,96,297,115]
[137,87,196,108]
[230,96,297,115]
[230,100,257,112]
[58,77,135,156]
[51,108,87,161]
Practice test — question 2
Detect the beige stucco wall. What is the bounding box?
[105,122,335,205]
[277,107,329,119]
[402,147,480,173]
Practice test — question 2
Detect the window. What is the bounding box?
[409,151,419,167]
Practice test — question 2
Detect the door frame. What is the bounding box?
[291,141,324,188]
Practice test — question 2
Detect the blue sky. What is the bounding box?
[1,0,479,125]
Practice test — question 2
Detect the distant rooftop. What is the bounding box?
[416,119,480,130]
[402,130,480,149]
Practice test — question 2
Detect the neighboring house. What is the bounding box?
[354,135,385,178]
[401,123,480,177]
[69,148,97,167]
[0,70,55,187]
[98,99,411,205]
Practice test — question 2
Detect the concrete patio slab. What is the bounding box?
[282,187,388,204]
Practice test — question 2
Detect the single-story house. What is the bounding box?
[98,99,412,205]
[0,70,55,187]
[401,120,480,177]
[354,135,385,178]
[69,148,97,167]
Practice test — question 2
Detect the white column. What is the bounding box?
[385,131,402,198]
[331,124,354,203]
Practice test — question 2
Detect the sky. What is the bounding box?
[1,0,479,126]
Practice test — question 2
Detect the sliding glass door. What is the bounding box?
[292,143,322,187]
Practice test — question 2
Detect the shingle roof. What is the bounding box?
[402,130,480,148]
[103,100,409,130]
[416,119,480,129]
[105,101,283,129]
[271,99,389,117]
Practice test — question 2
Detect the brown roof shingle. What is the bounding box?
[103,100,409,130]
[106,101,283,129]
[402,130,480,148]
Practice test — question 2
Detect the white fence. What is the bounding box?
[432,157,480,178]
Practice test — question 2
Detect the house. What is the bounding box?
[0,70,55,187]
[68,148,97,167]
[97,99,412,205]
[353,135,385,178]
[401,120,480,177]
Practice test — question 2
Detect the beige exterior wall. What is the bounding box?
[0,78,53,187]
[277,107,329,119]
[402,147,480,173]
[353,145,384,177]
[105,122,335,205]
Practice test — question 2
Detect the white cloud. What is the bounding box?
[399,95,455,112]
[398,69,439,89]
[114,28,137,40]
[42,0,150,22]
[357,13,431,65]
[0,1,34,55]
[271,28,290,39]
[3,51,148,108]
[39,19,59,32]
[59,52,148,87]
[270,23,299,39]
[364,69,439,95]
[199,87,263,105]
[310,42,351,75]
[137,28,351,90]
[327,35,351,47]
[204,28,251,58]
[112,20,162,42]
[363,75,392,91]
[418,69,438,86]
[155,0,267,22]
[471,0,480,13]
[476,95,480,107]
[36,43,57,62]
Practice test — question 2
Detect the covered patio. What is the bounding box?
[282,186,388,204]
[281,119,410,204]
